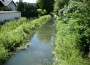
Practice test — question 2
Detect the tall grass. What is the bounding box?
[0,15,51,61]
[53,17,90,65]
[53,0,90,65]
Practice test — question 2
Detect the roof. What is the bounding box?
[0,0,16,6]
[1,1,11,6]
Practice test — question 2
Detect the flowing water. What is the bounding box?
[4,18,56,65]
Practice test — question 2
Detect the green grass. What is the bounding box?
[53,0,90,65]
[0,15,51,61]
[53,17,90,65]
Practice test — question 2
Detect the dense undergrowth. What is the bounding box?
[53,17,90,65]
[53,0,90,65]
[0,15,51,62]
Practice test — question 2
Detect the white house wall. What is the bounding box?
[8,2,16,11]
[0,11,21,22]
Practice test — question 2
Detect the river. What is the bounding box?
[4,18,56,65]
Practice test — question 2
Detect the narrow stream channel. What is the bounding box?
[4,18,56,65]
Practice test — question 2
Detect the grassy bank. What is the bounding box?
[53,17,90,65]
[53,0,90,65]
[0,15,51,61]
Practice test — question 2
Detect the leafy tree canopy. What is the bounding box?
[36,0,54,14]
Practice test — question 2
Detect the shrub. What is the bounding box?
[53,0,90,65]
[37,9,47,16]
[0,6,11,11]
[53,17,90,65]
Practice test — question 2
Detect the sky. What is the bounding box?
[13,0,37,3]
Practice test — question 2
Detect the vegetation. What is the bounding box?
[37,9,47,16]
[53,0,90,65]
[17,2,38,18]
[0,15,51,61]
[17,0,54,17]
[54,0,69,13]
[0,6,11,11]
[0,0,90,65]
[36,0,54,14]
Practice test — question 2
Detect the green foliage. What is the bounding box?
[54,0,90,65]
[53,17,90,65]
[54,0,69,13]
[36,0,54,14]
[36,0,44,9]
[0,15,51,61]
[37,9,47,16]
[0,44,8,61]
[17,2,38,18]
[0,6,11,11]
[58,0,90,16]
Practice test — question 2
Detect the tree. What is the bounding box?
[17,2,38,18]
[54,0,69,13]
[37,9,47,16]
[36,0,54,14]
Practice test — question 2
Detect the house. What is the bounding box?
[0,0,17,11]
[0,11,21,22]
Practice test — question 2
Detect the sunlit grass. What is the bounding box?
[53,17,90,65]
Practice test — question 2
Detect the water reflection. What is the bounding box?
[37,18,56,43]
[4,18,56,65]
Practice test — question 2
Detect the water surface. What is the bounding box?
[4,18,56,65]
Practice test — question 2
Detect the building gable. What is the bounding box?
[8,1,16,7]
[0,0,17,11]
[0,0,16,7]
[8,1,17,11]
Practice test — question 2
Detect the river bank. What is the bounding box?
[53,15,90,65]
[4,18,56,65]
[0,15,51,63]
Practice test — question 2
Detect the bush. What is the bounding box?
[0,6,11,11]
[37,9,47,16]
[53,0,90,65]
[53,16,90,65]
